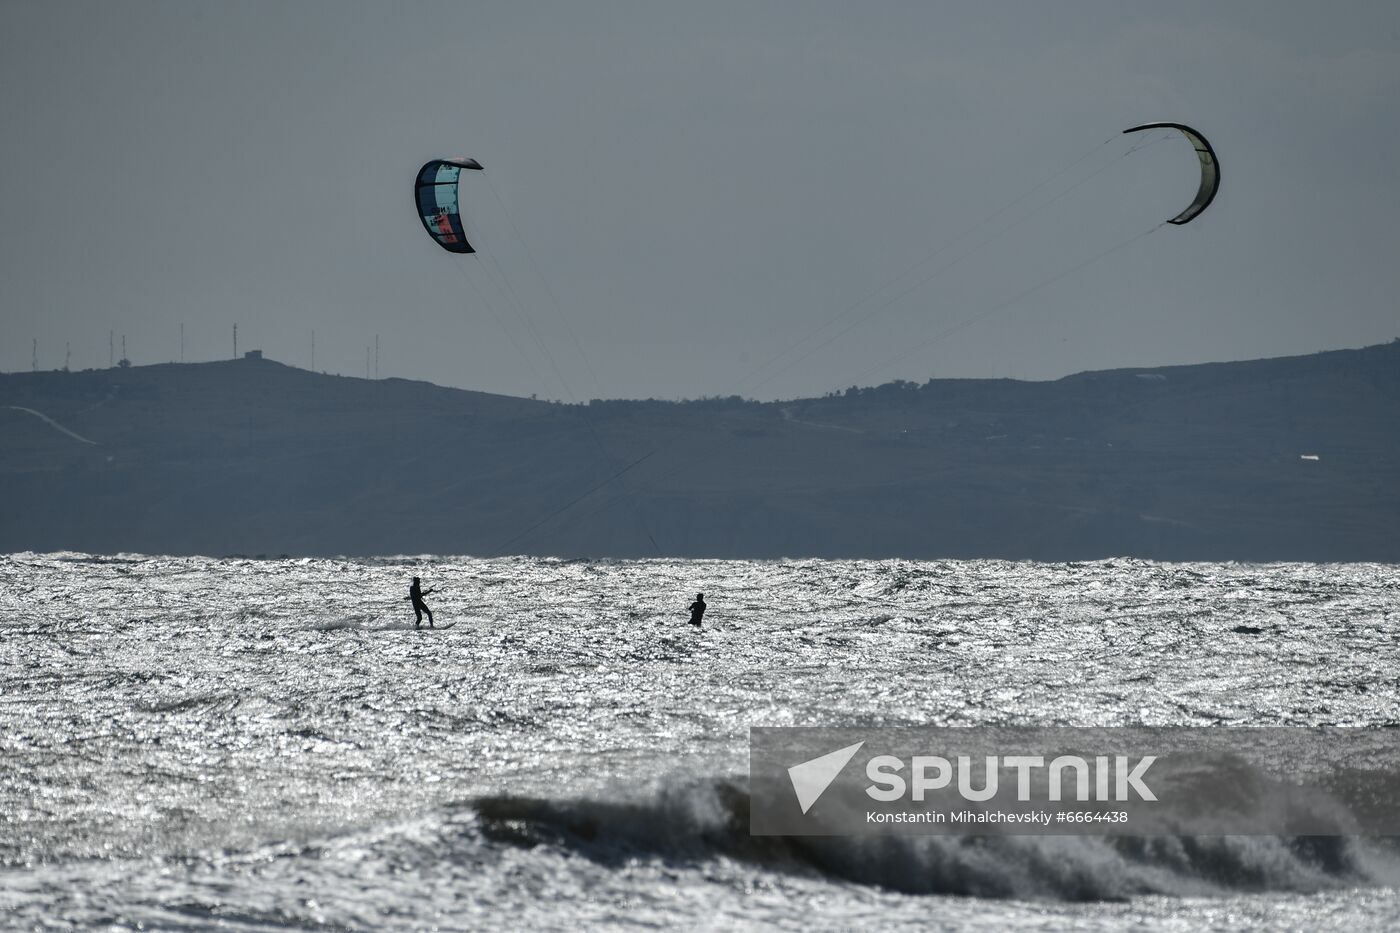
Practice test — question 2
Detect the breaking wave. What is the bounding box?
[468,777,1400,902]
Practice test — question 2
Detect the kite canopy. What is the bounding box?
[415,158,484,253]
[1122,123,1219,225]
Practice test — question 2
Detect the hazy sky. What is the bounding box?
[3,1,1397,401]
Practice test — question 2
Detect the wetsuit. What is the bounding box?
[410,581,435,628]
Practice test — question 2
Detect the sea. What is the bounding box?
[2,552,1398,931]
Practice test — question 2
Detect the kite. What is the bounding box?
[415,158,484,253]
[1122,123,1219,225]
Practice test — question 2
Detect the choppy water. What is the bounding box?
[2,553,1399,930]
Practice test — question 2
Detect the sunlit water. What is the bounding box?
[2,553,1399,930]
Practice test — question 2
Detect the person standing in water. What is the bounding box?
[409,576,437,629]
[688,593,706,627]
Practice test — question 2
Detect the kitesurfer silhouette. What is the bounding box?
[688,593,706,627]
[409,576,436,629]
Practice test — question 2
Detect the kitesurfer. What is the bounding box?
[409,576,437,629]
[688,593,706,627]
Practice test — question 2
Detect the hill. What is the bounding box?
[2,344,1398,561]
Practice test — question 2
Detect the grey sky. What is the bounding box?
[3,1,1397,401]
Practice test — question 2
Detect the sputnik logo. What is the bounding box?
[787,741,865,814]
